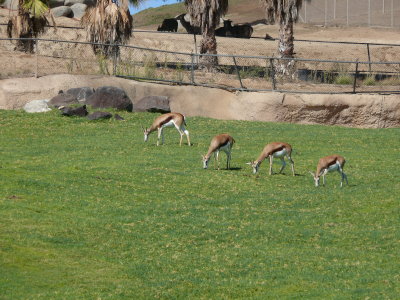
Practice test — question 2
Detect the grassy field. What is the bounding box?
[0,109,399,299]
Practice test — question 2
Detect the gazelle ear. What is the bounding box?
[308,171,315,177]
[245,162,252,165]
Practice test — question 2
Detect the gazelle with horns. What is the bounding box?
[309,155,348,187]
[247,142,295,176]
[202,134,235,170]
[142,113,191,146]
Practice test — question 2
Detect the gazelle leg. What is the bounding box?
[269,155,274,175]
[216,151,220,170]
[278,157,286,174]
[213,152,217,169]
[338,166,348,187]
[288,156,295,176]
[182,126,191,146]
[174,124,183,146]
[322,169,328,186]
[157,128,162,146]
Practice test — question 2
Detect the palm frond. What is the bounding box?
[81,0,133,58]
[23,0,49,18]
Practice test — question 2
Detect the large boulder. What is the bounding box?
[65,87,94,103]
[86,86,133,111]
[70,3,87,18]
[2,0,18,9]
[23,100,51,113]
[59,105,88,117]
[87,111,112,120]
[135,95,170,113]
[51,6,73,18]
[49,92,79,108]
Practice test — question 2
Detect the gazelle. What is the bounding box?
[309,155,348,187]
[142,112,191,146]
[202,134,235,170]
[246,142,295,176]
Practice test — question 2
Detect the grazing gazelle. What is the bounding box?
[202,134,235,170]
[246,142,295,176]
[142,112,191,146]
[309,155,348,187]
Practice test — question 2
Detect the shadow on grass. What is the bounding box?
[207,167,242,171]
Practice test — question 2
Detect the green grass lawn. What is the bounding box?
[0,109,399,299]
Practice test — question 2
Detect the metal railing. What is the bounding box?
[1,37,399,94]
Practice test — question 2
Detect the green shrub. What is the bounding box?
[334,74,353,85]
[363,75,376,86]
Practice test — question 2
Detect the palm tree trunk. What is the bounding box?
[199,26,218,68]
[278,19,294,58]
[276,17,296,76]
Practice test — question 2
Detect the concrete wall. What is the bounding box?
[1,74,399,128]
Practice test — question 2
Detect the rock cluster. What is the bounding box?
[1,0,95,19]
[22,85,172,122]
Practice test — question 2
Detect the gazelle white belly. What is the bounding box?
[218,142,232,154]
[327,162,340,172]
[161,120,176,128]
[272,149,287,158]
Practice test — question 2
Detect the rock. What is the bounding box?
[23,100,51,113]
[86,86,133,111]
[60,105,88,117]
[48,0,65,8]
[135,95,170,113]
[87,111,112,120]
[114,114,125,120]
[65,87,94,103]
[49,92,78,108]
[1,0,18,9]
[51,6,73,18]
[64,0,95,7]
[70,3,87,18]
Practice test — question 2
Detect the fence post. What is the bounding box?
[324,0,328,26]
[35,39,38,78]
[190,52,195,84]
[112,44,117,76]
[193,34,198,64]
[353,60,359,93]
[391,0,394,27]
[346,0,349,26]
[366,43,372,74]
[304,0,307,23]
[232,56,244,90]
[269,58,276,90]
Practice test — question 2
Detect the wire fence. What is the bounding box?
[1,24,400,63]
[1,35,399,94]
[300,0,400,28]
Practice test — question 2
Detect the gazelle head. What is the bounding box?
[309,171,320,187]
[246,161,260,174]
[142,126,150,142]
[202,155,210,169]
